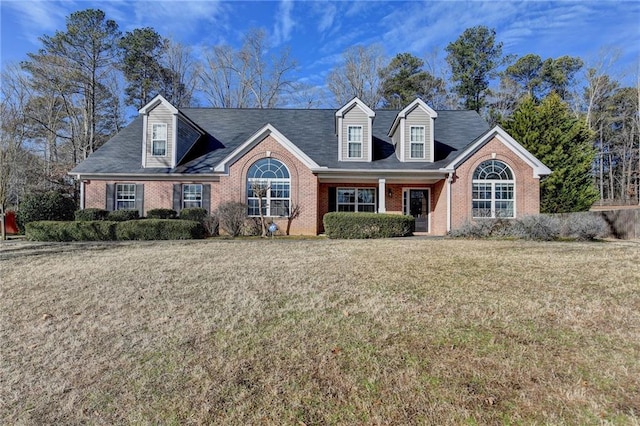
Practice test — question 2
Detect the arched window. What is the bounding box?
[472,160,515,218]
[246,158,290,217]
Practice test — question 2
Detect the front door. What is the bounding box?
[404,189,429,232]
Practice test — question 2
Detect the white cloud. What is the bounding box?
[2,0,71,44]
[273,0,295,45]
[316,2,337,33]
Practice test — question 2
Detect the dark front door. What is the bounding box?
[406,189,429,232]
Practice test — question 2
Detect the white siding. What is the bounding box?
[341,105,370,161]
[393,131,401,160]
[145,103,174,167]
[404,107,432,162]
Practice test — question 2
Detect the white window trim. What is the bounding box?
[409,125,426,159]
[116,183,136,211]
[247,178,291,217]
[151,123,167,157]
[347,125,363,159]
[336,187,377,213]
[182,184,203,209]
[471,161,516,219]
[246,158,291,218]
[403,187,431,233]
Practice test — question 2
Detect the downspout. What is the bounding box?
[446,172,453,233]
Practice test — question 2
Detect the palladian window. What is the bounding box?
[247,158,290,217]
[472,160,515,218]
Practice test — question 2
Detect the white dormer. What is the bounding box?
[335,97,375,162]
[139,95,203,168]
[388,99,438,162]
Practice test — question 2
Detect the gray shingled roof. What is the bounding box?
[71,108,490,175]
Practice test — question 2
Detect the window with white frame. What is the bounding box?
[472,160,515,218]
[182,184,202,208]
[347,125,363,158]
[337,188,376,212]
[152,123,167,156]
[409,126,425,159]
[246,158,290,217]
[116,183,136,210]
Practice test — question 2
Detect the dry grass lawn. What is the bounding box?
[1,238,639,424]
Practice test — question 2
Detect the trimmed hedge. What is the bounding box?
[147,208,177,219]
[75,208,109,221]
[115,219,205,240]
[323,212,414,239]
[179,207,208,222]
[26,221,118,242]
[107,210,140,222]
[26,219,205,241]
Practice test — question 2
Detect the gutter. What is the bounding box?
[68,172,222,181]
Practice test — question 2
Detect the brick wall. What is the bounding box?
[83,180,213,214]
[450,136,541,230]
[317,181,448,235]
[219,135,319,235]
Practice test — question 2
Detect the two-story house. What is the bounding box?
[70,95,551,235]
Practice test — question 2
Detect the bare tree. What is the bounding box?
[249,180,270,237]
[286,204,301,236]
[200,28,297,108]
[0,64,46,237]
[583,49,622,130]
[327,44,386,108]
[160,40,201,107]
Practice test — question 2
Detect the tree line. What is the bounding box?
[1,8,638,216]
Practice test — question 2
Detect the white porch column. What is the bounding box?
[378,178,386,213]
[446,172,453,232]
[79,180,85,210]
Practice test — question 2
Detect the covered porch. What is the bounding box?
[315,170,452,235]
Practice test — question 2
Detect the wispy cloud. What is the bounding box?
[2,0,70,44]
[316,2,337,33]
[273,0,295,45]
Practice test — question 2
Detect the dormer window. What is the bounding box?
[410,126,425,159]
[335,97,375,162]
[388,98,437,162]
[347,126,363,158]
[152,123,167,156]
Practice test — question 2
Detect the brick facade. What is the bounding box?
[450,136,541,230]
[84,180,213,214]
[83,134,542,237]
[218,134,319,235]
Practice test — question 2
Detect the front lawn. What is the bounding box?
[1,239,638,424]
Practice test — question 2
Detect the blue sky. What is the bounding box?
[1,0,639,102]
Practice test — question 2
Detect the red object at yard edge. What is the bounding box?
[4,211,18,234]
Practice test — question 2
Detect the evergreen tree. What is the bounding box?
[503,94,598,212]
[118,27,167,109]
[379,53,446,109]
[445,26,506,112]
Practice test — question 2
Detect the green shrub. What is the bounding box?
[115,219,205,240]
[107,209,139,222]
[26,221,117,242]
[179,207,208,222]
[75,208,109,221]
[217,202,247,237]
[323,212,414,239]
[17,191,76,228]
[147,208,177,219]
[179,207,219,237]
